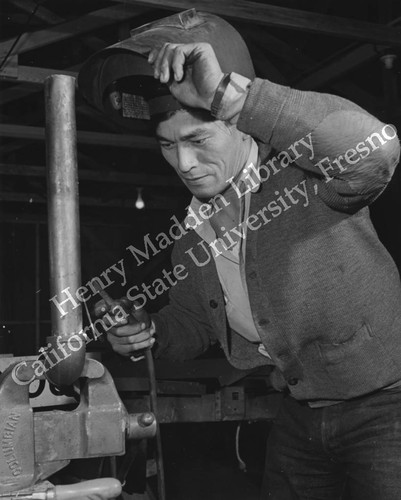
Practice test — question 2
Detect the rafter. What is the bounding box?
[0,163,182,187]
[0,4,147,60]
[295,16,401,89]
[0,65,80,106]
[9,0,106,52]
[0,124,157,149]
[6,65,78,85]
[119,0,401,46]
[244,29,383,116]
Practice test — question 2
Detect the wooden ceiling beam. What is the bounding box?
[296,44,378,90]
[0,4,148,60]
[244,29,382,115]
[0,65,80,106]
[246,41,287,85]
[1,1,106,108]
[0,123,158,149]
[0,140,35,156]
[10,0,71,25]
[0,163,182,187]
[295,16,401,89]
[120,0,401,47]
[0,84,39,105]
[9,0,106,52]
[6,65,78,85]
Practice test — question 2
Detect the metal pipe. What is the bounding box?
[35,223,40,351]
[44,75,85,385]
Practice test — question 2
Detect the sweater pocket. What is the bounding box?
[317,322,395,398]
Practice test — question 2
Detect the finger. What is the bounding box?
[131,302,150,327]
[124,322,154,336]
[108,330,155,348]
[153,43,170,79]
[108,329,154,345]
[101,313,128,330]
[118,297,132,310]
[108,325,154,341]
[112,343,137,356]
[93,299,108,317]
[109,322,146,337]
[113,313,128,326]
[159,45,175,83]
[147,48,158,64]
[130,337,156,351]
[171,46,186,82]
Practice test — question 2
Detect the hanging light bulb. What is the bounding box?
[135,187,145,209]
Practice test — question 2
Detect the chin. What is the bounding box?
[190,186,221,200]
[187,180,225,200]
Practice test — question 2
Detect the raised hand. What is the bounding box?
[148,42,224,111]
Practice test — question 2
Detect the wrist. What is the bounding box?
[210,72,251,122]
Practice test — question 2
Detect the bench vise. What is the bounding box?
[0,357,156,494]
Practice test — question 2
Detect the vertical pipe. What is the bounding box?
[44,75,85,385]
[35,223,40,351]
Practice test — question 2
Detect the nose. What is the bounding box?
[176,145,197,174]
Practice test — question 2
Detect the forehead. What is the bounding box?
[155,110,225,141]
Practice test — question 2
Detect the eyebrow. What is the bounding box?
[156,127,210,142]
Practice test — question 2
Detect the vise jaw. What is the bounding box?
[0,358,156,494]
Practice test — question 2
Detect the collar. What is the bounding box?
[239,138,260,194]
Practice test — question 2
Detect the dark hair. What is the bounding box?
[150,107,215,134]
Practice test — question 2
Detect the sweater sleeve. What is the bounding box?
[236,78,400,211]
[150,241,217,361]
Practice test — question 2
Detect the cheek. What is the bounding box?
[198,144,228,167]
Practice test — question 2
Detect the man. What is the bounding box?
[99,41,400,499]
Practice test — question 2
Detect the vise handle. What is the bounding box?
[0,478,121,500]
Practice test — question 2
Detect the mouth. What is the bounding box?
[184,175,209,183]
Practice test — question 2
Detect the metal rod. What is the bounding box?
[35,223,40,351]
[44,74,85,385]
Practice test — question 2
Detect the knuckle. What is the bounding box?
[109,326,120,336]
[163,42,174,53]
[200,42,212,52]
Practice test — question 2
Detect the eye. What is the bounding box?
[192,137,208,145]
[159,141,175,150]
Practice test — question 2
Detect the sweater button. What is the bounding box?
[258,318,270,326]
[209,300,218,309]
[249,271,257,279]
[288,378,299,386]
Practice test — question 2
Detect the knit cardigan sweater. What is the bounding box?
[152,77,401,402]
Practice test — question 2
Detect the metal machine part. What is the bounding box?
[0,74,158,498]
[44,75,85,387]
[0,358,156,494]
[0,479,122,500]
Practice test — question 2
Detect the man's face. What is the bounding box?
[155,109,248,200]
